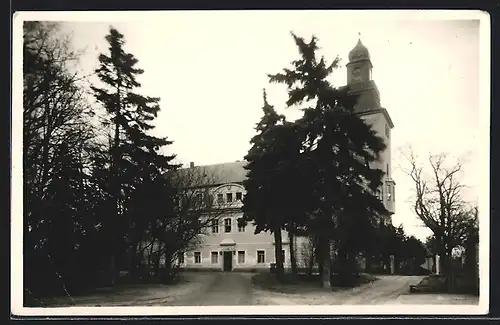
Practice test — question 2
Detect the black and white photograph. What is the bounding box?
[11,9,489,316]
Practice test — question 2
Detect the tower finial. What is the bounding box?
[262,88,268,105]
[358,31,361,39]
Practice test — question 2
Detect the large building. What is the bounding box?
[178,39,395,272]
[175,161,292,272]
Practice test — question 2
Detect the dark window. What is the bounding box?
[237,218,245,232]
[224,218,232,233]
[217,193,224,204]
[236,192,242,201]
[194,252,201,264]
[195,193,203,206]
[257,250,265,263]
[386,164,389,177]
[226,193,233,203]
[178,252,184,264]
[387,183,391,201]
[211,219,219,233]
[385,125,390,138]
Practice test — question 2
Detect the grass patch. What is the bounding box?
[30,272,197,307]
[252,272,378,294]
[409,274,479,296]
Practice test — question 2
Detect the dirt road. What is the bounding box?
[47,273,478,307]
[170,272,253,306]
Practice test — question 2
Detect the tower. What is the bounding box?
[345,38,396,220]
[346,39,381,113]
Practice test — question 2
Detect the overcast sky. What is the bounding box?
[22,11,487,241]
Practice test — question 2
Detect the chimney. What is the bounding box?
[190,162,195,168]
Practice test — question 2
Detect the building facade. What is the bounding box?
[179,39,395,271]
[176,161,292,272]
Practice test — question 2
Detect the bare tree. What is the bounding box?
[400,147,478,291]
[23,21,103,302]
[133,165,242,281]
[23,22,95,230]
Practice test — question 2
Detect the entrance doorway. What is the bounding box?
[223,251,233,271]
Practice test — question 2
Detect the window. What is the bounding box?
[392,186,395,202]
[178,252,184,264]
[237,218,245,232]
[224,218,232,233]
[257,250,265,264]
[387,183,391,201]
[386,164,389,177]
[217,193,224,204]
[376,189,382,201]
[226,193,233,203]
[385,125,390,138]
[211,252,219,264]
[238,251,245,264]
[211,219,219,233]
[194,252,201,264]
[236,192,242,201]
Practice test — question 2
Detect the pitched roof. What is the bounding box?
[173,161,248,188]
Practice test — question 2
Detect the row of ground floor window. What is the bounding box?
[180,250,270,264]
[176,245,289,272]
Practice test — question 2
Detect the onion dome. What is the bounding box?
[348,39,370,62]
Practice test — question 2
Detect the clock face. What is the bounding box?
[352,67,361,80]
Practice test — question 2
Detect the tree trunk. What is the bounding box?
[318,236,331,288]
[337,248,353,286]
[154,253,161,278]
[288,231,297,275]
[273,227,285,281]
[307,239,316,276]
[148,240,155,279]
[445,249,456,293]
[307,252,315,276]
[365,253,372,273]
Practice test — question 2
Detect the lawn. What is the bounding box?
[251,272,378,294]
[30,272,216,307]
[409,274,479,296]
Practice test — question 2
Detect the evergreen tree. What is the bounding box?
[91,27,178,284]
[268,33,388,287]
[243,89,317,280]
[242,89,288,280]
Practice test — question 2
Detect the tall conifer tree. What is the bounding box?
[243,89,288,279]
[91,27,178,284]
[268,33,388,287]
